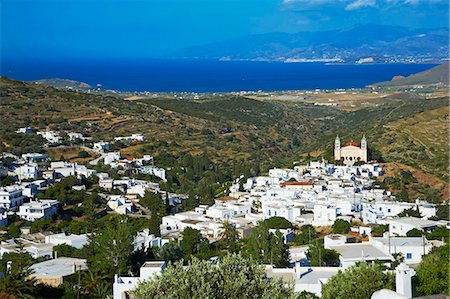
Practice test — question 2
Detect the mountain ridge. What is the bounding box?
[171,24,449,63]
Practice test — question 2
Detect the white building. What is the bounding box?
[29,257,87,287]
[16,127,34,134]
[139,165,167,181]
[15,163,39,181]
[370,236,432,264]
[313,203,337,226]
[0,186,24,210]
[93,141,110,152]
[265,263,341,297]
[334,135,368,165]
[16,199,59,222]
[37,131,62,144]
[67,132,85,141]
[0,210,8,227]
[107,195,135,215]
[113,261,166,299]
[114,134,145,142]
[389,217,440,236]
[104,152,121,165]
[45,233,89,249]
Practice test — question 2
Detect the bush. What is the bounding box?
[332,219,351,234]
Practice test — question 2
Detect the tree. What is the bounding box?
[398,208,421,218]
[219,221,239,253]
[322,263,395,299]
[331,219,351,234]
[246,222,290,267]
[416,244,449,295]
[294,225,318,245]
[406,228,423,237]
[0,252,37,299]
[155,241,183,263]
[180,227,210,259]
[262,216,293,229]
[133,254,297,299]
[306,240,339,267]
[86,216,135,276]
[77,150,91,158]
[371,224,388,237]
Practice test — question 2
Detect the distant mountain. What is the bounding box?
[172,24,449,63]
[373,62,449,87]
[34,78,92,91]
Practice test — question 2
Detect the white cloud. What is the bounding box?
[345,0,377,10]
[282,0,447,9]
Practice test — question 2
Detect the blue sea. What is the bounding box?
[0,59,436,92]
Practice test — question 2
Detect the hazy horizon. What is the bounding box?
[1,0,449,61]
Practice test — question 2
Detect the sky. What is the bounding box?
[1,0,449,61]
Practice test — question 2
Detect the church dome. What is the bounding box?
[344,140,359,147]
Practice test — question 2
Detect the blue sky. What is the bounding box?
[1,0,448,60]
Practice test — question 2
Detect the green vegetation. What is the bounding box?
[331,219,351,234]
[133,254,297,299]
[322,263,395,299]
[262,216,293,229]
[416,243,449,296]
[245,221,290,267]
[306,240,340,267]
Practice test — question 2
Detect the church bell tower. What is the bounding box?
[334,135,341,160]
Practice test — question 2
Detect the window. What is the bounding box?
[406,253,412,259]
[379,207,382,211]
[388,208,391,213]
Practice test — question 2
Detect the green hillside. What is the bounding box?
[0,76,448,201]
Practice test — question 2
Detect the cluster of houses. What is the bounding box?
[109,158,446,298]
[1,132,448,298]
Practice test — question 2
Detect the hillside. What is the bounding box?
[373,62,449,87]
[0,76,448,201]
[172,24,449,63]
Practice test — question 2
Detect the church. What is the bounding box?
[334,135,367,165]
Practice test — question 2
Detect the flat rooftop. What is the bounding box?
[331,243,394,261]
[30,257,86,278]
[142,261,165,268]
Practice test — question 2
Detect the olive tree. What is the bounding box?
[133,254,296,299]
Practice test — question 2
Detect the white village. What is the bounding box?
[0,128,447,299]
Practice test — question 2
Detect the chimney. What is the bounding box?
[295,261,301,279]
[72,263,77,273]
[396,263,416,298]
[54,251,58,259]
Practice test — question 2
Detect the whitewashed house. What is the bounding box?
[113,261,166,299]
[37,131,62,144]
[93,141,110,152]
[16,127,34,134]
[0,186,24,210]
[16,199,59,221]
[114,134,145,142]
[389,217,440,236]
[312,203,337,226]
[68,132,85,141]
[107,195,135,215]
[138,165,167,181]
[265,263,341,297]
[104,152,121,165]
[45,233,89,249]
[370,236,432,264]
[0,210,8,226]
[15,163,39,181]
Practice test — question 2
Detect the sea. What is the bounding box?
[0,59,436,93]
